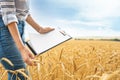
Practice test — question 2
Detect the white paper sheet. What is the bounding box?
[27,28,72,55]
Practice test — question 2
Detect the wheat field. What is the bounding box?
[0,39,120,80]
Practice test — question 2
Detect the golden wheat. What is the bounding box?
[0,58,30,80]
[0,40,120,80]
[1,58,14,66]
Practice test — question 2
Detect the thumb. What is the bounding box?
[29,53,35,59]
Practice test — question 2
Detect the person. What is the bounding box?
[0,0,54,80]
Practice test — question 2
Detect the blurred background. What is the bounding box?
[26,0,120,39]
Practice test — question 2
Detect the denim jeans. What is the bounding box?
[0,17,28,80]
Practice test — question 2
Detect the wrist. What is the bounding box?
[18,45,25,52]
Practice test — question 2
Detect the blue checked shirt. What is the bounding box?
[0,0,30,26]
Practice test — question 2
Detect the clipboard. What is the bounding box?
[26,28,72,55]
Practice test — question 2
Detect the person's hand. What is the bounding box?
[20,46,36,66]
[38,27,55,34]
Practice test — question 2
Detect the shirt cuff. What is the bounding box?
[2,14,18,26]
[17,12,30,21]
[24,13,30,20]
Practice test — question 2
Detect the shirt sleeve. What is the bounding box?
[0,0,18,26]
[16,0,30,21]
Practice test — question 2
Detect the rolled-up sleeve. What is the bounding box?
[16,0,30,21]
[0,0,18,26]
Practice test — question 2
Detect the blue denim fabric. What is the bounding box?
[0,17,28,80]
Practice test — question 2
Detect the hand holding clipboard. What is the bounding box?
[26,28,72,55]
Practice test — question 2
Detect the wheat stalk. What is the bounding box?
[85,74,101,79]
[0,58,30,80]
[0,70,8,80]
[0,58,14,66]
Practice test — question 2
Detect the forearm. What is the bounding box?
[26,15,42,32]
[26,15,54,34]
[8,22,25,51]
[7,22,35,66]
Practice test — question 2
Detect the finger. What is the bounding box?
[27,60,37,66]
[50,28,55,31]
[25,59,33,66]
[33,61,37,66]
[31,59,37,66]
[46,28,54,32]
[48,27,55,30]
[24,57,35,66]
[32,59,40,63]
[29,53,35,59]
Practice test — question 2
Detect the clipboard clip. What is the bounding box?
[59,30,67,36]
